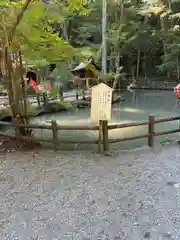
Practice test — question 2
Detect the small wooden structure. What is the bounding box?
[70,59,101,89]
[71,59,101,78]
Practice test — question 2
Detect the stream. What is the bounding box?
[31,89,180,151]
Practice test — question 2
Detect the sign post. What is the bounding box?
[91,83,113,121]
[91,83,113,152]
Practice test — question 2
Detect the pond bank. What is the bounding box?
[130,79,178,90]
[0,92,125,121]
[0,99,74,121]
[132,86,174,90]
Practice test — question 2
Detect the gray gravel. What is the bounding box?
[1,145,180,239]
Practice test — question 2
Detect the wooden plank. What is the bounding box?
[154,116,180,124]
[148,114,155,147]
[102,120,109,152]
[58,140,98,144]
[56,125,99,130]
[3,115,178,132]
[108,134,149,143]
[98,120,103,153]
[15,123,52,129]
[13,123,98,130]
[154,129,180,136]
[108,120,149,130]
[108,116,180,130]
[20,136,53,143]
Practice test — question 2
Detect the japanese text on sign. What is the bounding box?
[91,83,113,121]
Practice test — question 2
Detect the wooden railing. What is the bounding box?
[0,114,179,152]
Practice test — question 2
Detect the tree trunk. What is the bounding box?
[112,0,124,89]
[4,48,14,114]
[168,0,172,11]
[19,51,28,119]
[102,0,107,76]
[143,55,148,81]
[63,19,69,42]
[8,0,32,44]
[109,48,114,73]
[112,74,121,90]
[4,0,33,135]
[131,67,136,84]
[5,49,29,135]
[112,53,121,89]
[160,11,172,79]
[120,0,124,22]
[115,52,120,73]
[136,50,140,79]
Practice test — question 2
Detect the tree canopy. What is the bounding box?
[53,0,180,80]
[1,0,180,79]
[0,0,87,64]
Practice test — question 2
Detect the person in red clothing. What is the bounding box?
[174,83,180,106]
[174,83,180,98]
[29,79,38,93]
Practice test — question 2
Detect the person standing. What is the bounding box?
[174,83,180,106]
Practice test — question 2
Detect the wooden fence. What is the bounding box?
[0,114,180,152]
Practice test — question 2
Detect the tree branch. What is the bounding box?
[8,0,33,45]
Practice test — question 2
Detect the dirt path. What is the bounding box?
[1,145,180,239]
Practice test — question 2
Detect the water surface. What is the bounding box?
[32,90,180,151]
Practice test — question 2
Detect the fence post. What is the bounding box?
[102,120,109,152]
[148,114,155,147]
[98,120,103,153]
[76,91,79,100]
[51,120,59,150]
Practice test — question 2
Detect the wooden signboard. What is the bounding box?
[91,83,113,121]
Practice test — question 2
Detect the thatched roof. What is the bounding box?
[71,59,101,78]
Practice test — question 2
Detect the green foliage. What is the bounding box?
[2,0,180,80]
[64,0,180,78]
[0,0,86,63]
[15,1,75,62]
[48,62,73,87]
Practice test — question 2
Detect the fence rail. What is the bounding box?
[0,114,179,152]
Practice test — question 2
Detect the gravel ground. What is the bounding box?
[1,145,180,239]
